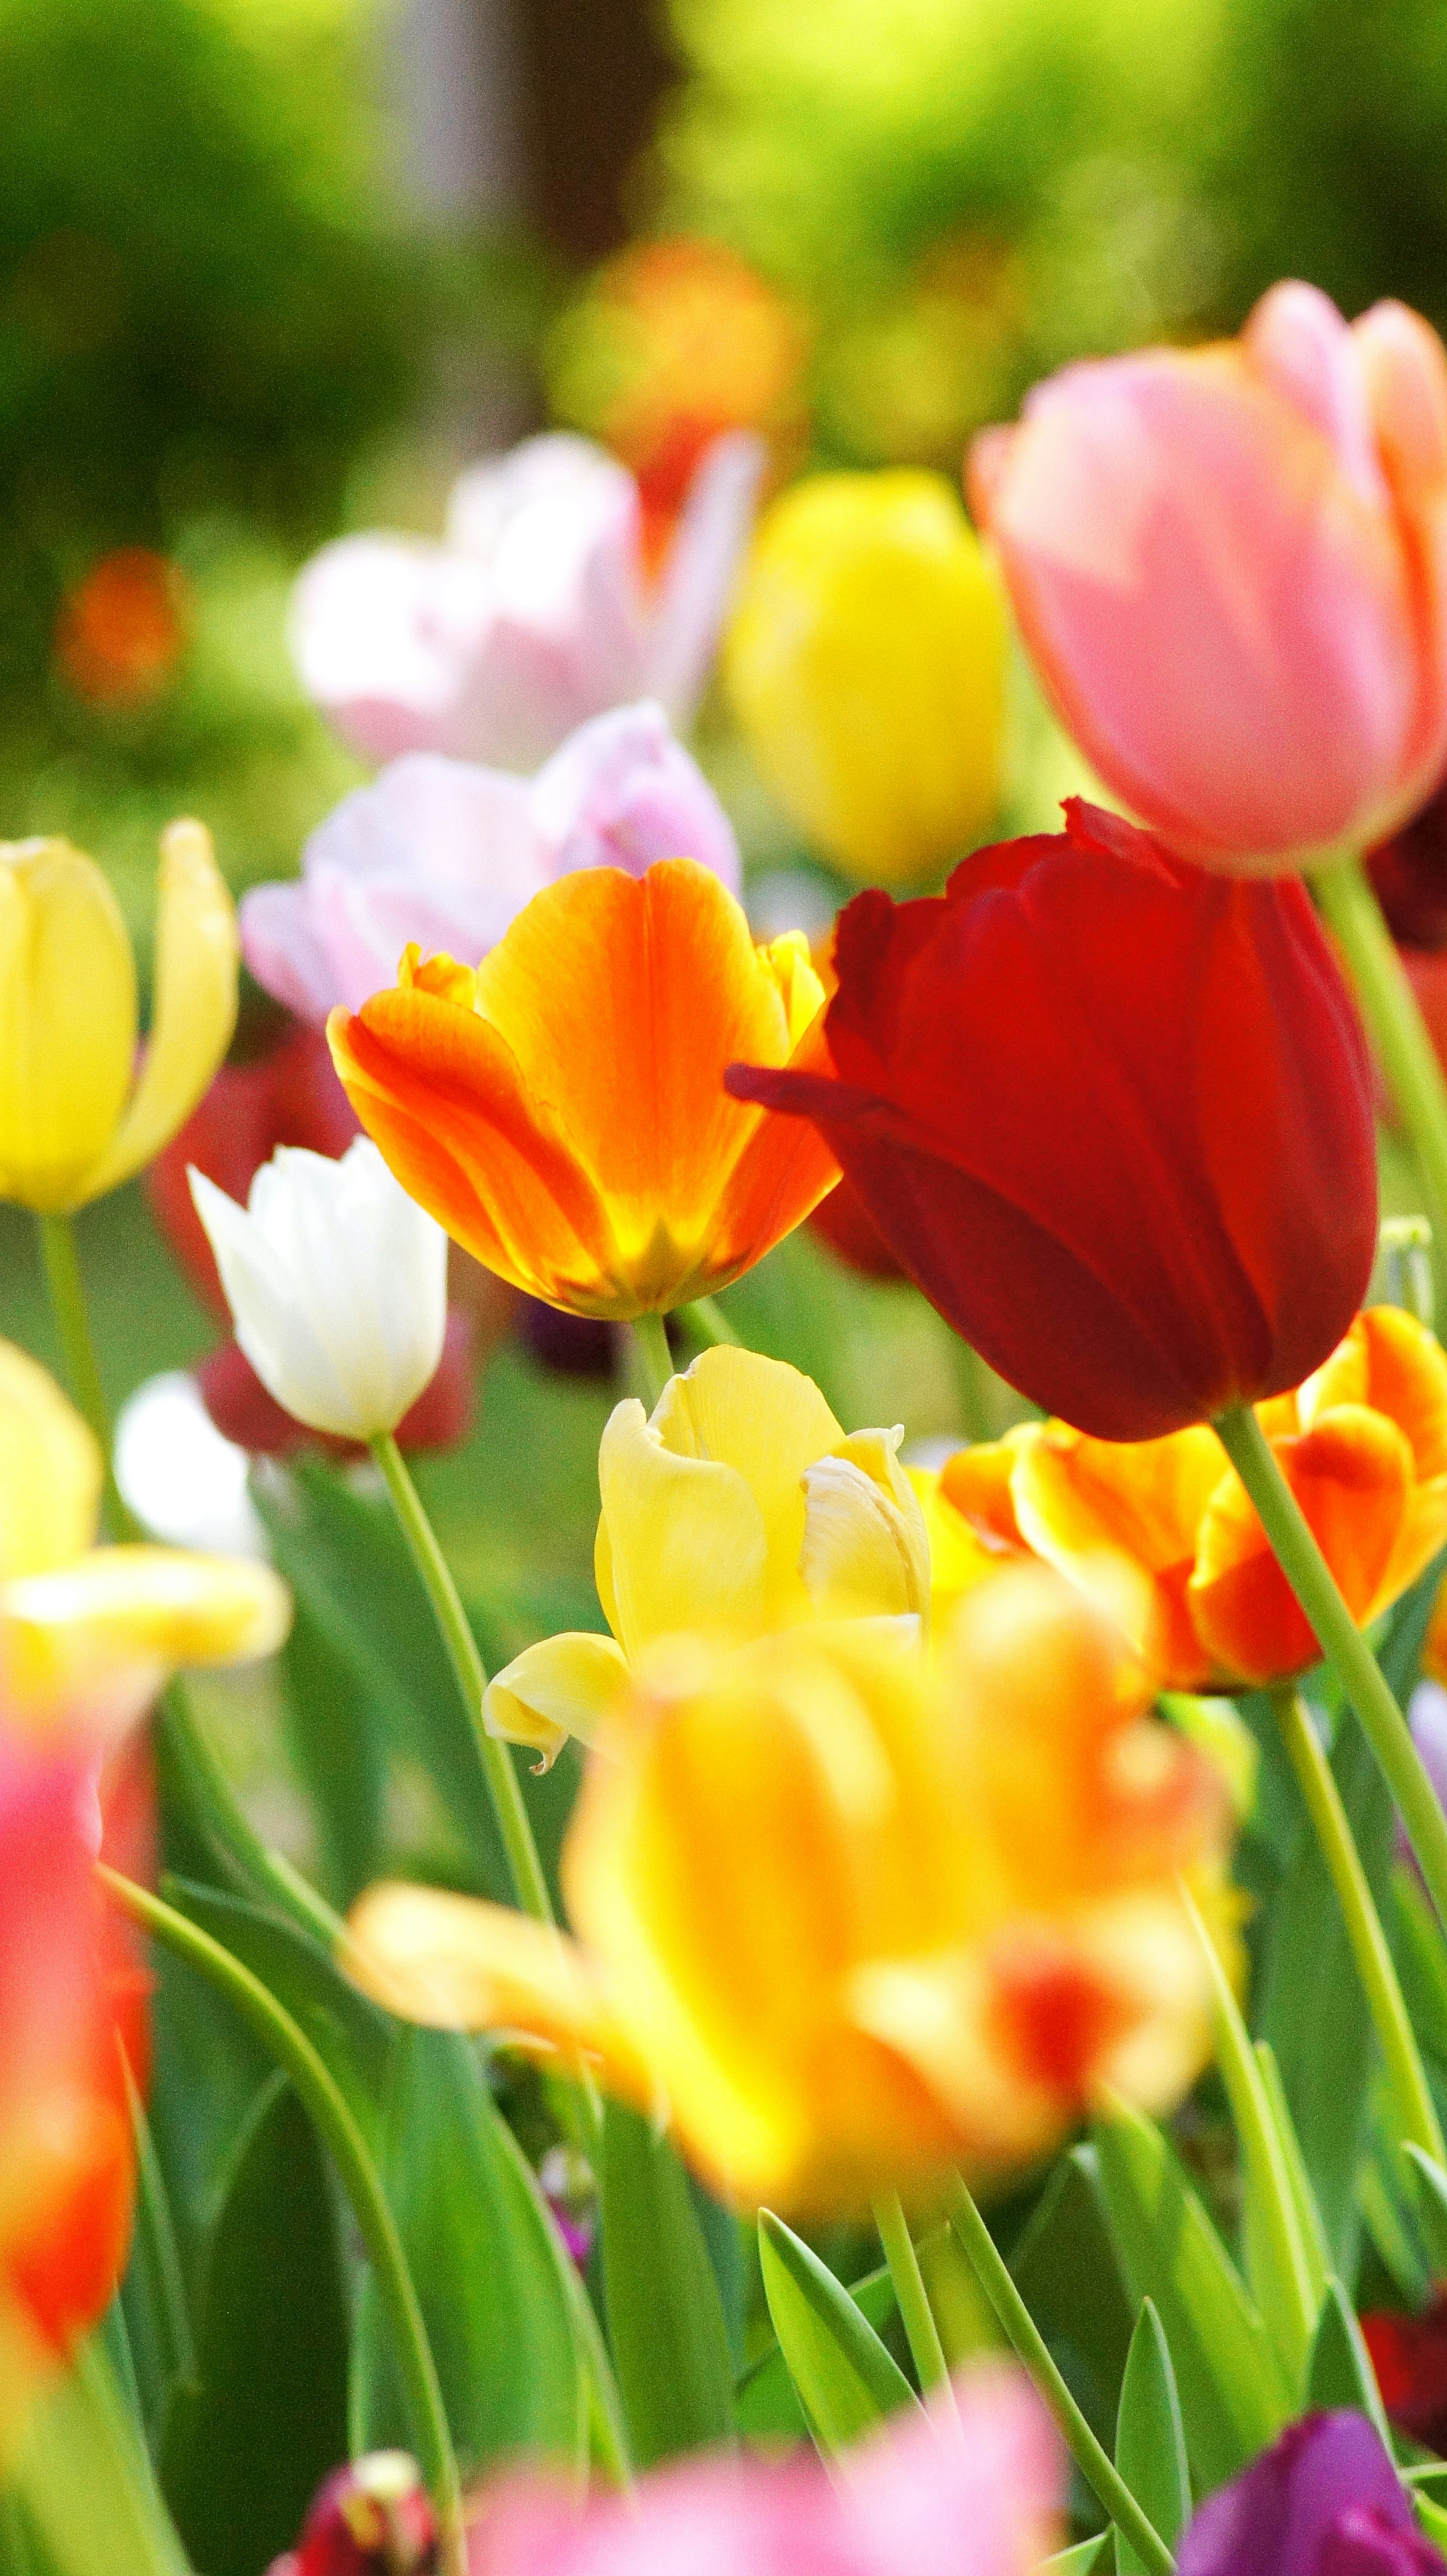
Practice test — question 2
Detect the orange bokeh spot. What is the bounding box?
[55,548,189,706]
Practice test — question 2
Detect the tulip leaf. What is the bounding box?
[5,2338,191,2576]
[1010,2144,1148,2447]
[757,2209,916,2453]
[1306,2276,1392,2445]
[736,2259,901,2444]
[600,2100,736,2466]
[1093,2103,1292,2494]
[1040,2542,1111,2576]
[116,2056,197,2446]
[1115,2300,1190,2576]
[1403,2144,1447,2277]
[159,2077,351,2576]
[354,2025,587,2476]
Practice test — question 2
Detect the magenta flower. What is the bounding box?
[467,2369,1057,2576]
[1178,2413,1445,2576]
[290,431,764,773]
[239,700,741,1022]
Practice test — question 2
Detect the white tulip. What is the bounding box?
[188,1139,448,1441]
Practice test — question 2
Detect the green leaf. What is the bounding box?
[6,2340,190,2576]
[600,2101,735,2467]
[1253,2042,1330,2312]
[353,2027,586,2476]
[1196,1903,1319,2392]
[1093,2103,1291,2493]
[1041,2542,1112,2576]
[1010,2146,1145,2449]
[1307,2276,1392,2445]
[736,2262,899,2444]
[1115,2300,1190,2576]
[275,1597,390,1906]
[1418,2493,1447,2554]
[757,2210,916,2454]
[116,2058,196,2446]
[1403,2144,1447,2277]
[167,1878,392,2152]
[160,2080,351,2576]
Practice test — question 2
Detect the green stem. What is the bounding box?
[36,1209,132,1535]
[100,1867,466,2576]
[944,2174,1175,2576]
[950,1335,996,1446]
[159,1678,347,1950]
[1273,1687,1445,2165]
[368,1432,603,2161]
[873,2191,954,2407]
[676,1297,740,1349]
[1213,1405,1447,1938]
[630,1312,675,1408]
[1312,854,1447,1249]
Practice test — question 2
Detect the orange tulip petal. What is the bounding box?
[1302,1305,1447,1482]
[1011,1420,1226,1689]
[1190,1407,1413,1683]
[938,1434,1030,1548]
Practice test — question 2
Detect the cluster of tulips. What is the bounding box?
[12,272,1447,2576]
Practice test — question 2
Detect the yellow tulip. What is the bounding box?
[0,1339,290,1728]
[348,1564,1230,2214]
[0,822,237,1213]
[482,1344,929,1767]
[723,470,1009,887]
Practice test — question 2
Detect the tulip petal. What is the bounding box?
[595,1394,771,1656]
[1300,1304,1447,1481]
[482,1631,630,1767]
[1011,1420,1227,1689]
[2,1544,291,1729]
[529,699,742,893]
[908,1466,1019,1617]
[1190,1410,1413,1684]
[647,1346,844,1619]
[645,430,766,729]
[82,824,238,1203]
[0,1340,102,1579]
[800,1429,930,1620]
[0,844,136,1213]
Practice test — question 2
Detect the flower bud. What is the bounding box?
[267,2452,435,2576]
[189,1138,449,1442]
[724,469,1008,886]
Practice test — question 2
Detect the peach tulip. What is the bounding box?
[970,282,1447,873]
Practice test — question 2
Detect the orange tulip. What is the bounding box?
[327,859,840,1319]
[934,1308,1447,1691]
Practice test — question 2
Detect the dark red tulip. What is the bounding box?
[1369,776,1447,951]
[727,799,1377,1441]
[265,2452,435,2576]
[1361,2296,1447,2454]
[808,1172,909,1281]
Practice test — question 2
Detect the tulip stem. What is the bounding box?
[1213,1404,1447,1938]
[872,2192,955,2408]
[1312,854,1447,1251]
[99,1866,468,2576]
[1272,1687,1445,2166]
[944,2173,1175,2576]
[368,1432,604,2159]
[35,1209,133,1536]
[678,1296,740,1349]
[159,1677,348,1950]
[630,1312,675,1408]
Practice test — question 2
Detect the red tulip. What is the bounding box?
[727,800,1378,1441]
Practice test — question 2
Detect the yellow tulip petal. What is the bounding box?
[907,1467,1018,1619]
[79,822,238,1203]
[649,1345,844,1620]
[0,1340,101,1577]
[344,1882,650,2100]
[596,1391,771,1655]
[0,843,136,1212]
[800,1427,930,1619]
[482,1630,630,1768]
[1,1545,291,1726]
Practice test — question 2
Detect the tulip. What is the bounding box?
[291,431,764,774]
[947,1307,1447,1691]
[239,702,741,1027]
[0,1335,289,1730]
[1361,2293,1447,2456]
[266,2452,436,2576]
[0,1718,147,2452]
[347,1564,1227,2212]
[467,2365,1056,2576]
[727,799,1378,1442]
[971,282,1447,873]
[483,1343,929,1765]
[724,470,1008,886]
[1176,2411,1442,2576]
[1369,775,1447,950]
[189,1139,450,1445]
[328,859,840,1322]
[0,821,237,1213]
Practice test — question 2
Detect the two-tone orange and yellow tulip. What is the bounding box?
[327,859,839,1320]
[346,1565,1228,2214]
[921,1306,1447,1691]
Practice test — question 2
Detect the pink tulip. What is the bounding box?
[291,431,765,773]
[467,2369,1057,2576]
[239,700,741,1022]
[970,282,1447,873]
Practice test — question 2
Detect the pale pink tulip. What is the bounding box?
[970,282,1447,873]
[467,2368,1058,2576]
[292,431,765,772]
[239,700,741,1022]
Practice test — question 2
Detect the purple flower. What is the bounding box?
[239,700,741,1022]
[466,2368,1057,2576]
[1178,2413,1445,2576]
[290,432,763,773]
